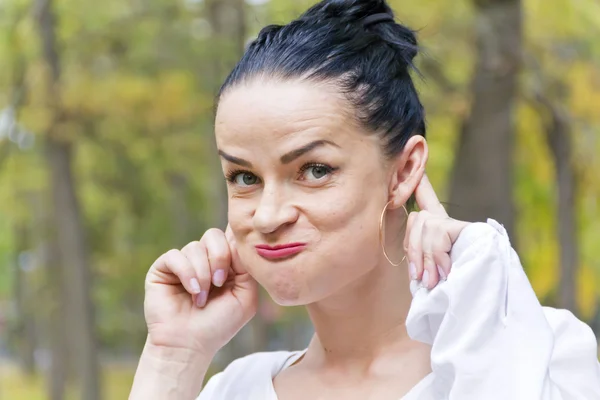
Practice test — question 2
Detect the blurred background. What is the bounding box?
[0,0,598,398]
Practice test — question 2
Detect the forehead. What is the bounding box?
[215,79,370,149]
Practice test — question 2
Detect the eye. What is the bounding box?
[300,164,334,181]
[229,171,259,187]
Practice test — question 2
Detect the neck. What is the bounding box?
[304,255,420,367]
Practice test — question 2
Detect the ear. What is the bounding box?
[387,135,428,209]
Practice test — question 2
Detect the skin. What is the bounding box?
[129,79,470,400]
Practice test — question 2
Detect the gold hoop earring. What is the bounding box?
[379,200,409,267]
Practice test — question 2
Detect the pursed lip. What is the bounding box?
[255,243,306,259]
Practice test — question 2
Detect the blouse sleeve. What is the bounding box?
[196,371,223,399]
[405,219,600,400]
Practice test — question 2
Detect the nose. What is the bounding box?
[252,184,298,234]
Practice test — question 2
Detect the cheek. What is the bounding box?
[308,181,380,239]
[227,198,254,238]
[319,202,381,269]
[297,185,383,288]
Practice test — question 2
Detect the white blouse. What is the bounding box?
[197,220,600,399]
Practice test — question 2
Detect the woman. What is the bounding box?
[129,0,600,399]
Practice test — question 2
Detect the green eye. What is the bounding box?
[234,172,258,186]
[309,166,328,179]
[301,164,333,181]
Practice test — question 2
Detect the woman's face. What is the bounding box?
[215,80,394,306]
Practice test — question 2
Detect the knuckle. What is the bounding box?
[164,249,191,273]
[423,217,436,228]
[164,249,181,260]
[407,244,420,258]
[187,243,206,259]
[182,240,201,252]
[204,227,224,239]
[210,251,229,267]
[423,251,434,262]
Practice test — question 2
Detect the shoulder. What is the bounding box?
[197,350,304,400]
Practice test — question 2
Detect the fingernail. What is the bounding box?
[196,291,208,308]
[213,270,226,287]
[409,263,417,280]
[437,265,447,281]
[422,270,430,288]
[190,278,201,294]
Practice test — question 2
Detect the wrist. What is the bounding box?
[130,339,215,400]
[144,340,216,364]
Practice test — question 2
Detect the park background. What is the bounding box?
[0,0,599,398]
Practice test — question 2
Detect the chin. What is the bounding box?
[260,269,306,306]
[248,259,312,306]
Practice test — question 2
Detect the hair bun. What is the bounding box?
[301,0,419,64]
[302,0,393,25]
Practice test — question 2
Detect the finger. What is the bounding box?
[415,175,447,217]
[181,241,211,308]
[225,224,250,275]
[202,228,232,288]
[404,211,418,280]
[225,224,234,242]
[434,219,455,279]
[421,219,440,289]
[434,252,452,281]
[406,212,426,281]
[150,249,200,296]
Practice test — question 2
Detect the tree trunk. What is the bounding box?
[45,140,100,400]
[550,113,578,314]
[45,226,69,400]
[206,0,247,70]
[205,0,246,229]
[167,172,192,247]
[25,190,69,400]
[449,0,522,239]
[526,54,579,314]
[35,0,100,399]
[541,98,578,313]
[12,222,36,376]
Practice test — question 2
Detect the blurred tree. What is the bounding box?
[449,0,522,238]
[2,1,38,378]
[34,0,100,399]
[529,74,579,313]
[11,221,36,376]
[205,0,247,229]
[517,0,600,319]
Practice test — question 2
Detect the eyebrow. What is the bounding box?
[280,139,340,164]
[218,139,340,167]
[218,150,253,167]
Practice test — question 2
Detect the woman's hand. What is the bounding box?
[143,226,258,357]
[404,175,470,289]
